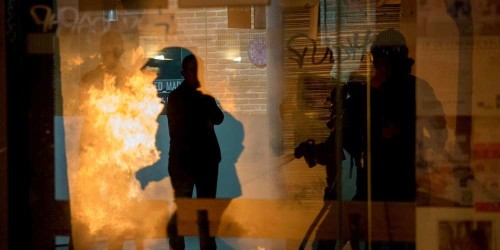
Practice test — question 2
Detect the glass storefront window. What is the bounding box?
[3,0,500,249]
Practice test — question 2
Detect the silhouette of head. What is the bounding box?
[370,28,413,75]
[99,31,125,69]
[370,28,408,58]
[181,54,200,89]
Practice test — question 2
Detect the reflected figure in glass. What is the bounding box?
[166,54,225,250]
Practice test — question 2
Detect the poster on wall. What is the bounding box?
[472,118,500,212]
[416,0,500,207]
[417,207,498,250]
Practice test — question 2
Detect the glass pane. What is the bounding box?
[8,0,500,249]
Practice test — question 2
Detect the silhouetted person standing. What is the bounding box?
[308,28,447,250]
[166,54,224,250]
[78,30,131,157]
[75,31,134,250]
[357,28,446,250]
[357,28,447,202]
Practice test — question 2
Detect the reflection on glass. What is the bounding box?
[36,0,500,249]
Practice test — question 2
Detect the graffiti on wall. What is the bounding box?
[287,30,374,70]
[30,5,176,37]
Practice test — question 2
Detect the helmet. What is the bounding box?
[370,28,408,58]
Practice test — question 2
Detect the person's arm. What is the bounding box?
[203,95,224,125]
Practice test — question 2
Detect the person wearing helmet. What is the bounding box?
[311,28,447,250]
[356,28,446,250]
[361,28,447,203]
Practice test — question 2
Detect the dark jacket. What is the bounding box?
[357,74,446,201]
[166,81,224,174]
[317,73,446,202]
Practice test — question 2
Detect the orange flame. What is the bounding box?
[73,48,163,238]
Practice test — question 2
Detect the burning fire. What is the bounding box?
[72,47,163,239]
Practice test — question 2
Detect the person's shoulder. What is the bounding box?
[166,84,186,103]
[80,67,104,85]
[201,93,216,101]
[413,75,435,89]
[169,83,185,95]
[413,75,430,85]
[346,80,367,98]
[167,89,181,102]
[116,64,132,77]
